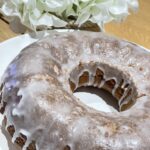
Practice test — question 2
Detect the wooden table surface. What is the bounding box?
[0,0,150,49]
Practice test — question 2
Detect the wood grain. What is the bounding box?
[0,19,18,43]
[0,0,150,49]
[105,0,150,49]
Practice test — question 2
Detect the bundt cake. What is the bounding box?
[0,31,150,150]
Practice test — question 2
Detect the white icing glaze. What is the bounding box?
[0,31,150,150]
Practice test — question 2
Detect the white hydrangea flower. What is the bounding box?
[0,0,138,32]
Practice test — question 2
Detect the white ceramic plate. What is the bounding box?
[0,31,130,149]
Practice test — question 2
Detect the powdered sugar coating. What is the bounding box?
[0,31,150,150]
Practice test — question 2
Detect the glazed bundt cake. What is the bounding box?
[0,31,150,150]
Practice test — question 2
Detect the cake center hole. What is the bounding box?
[69,62,138,112]
[73,86,119,113]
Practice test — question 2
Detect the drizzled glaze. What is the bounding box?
[0,31,150,150]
